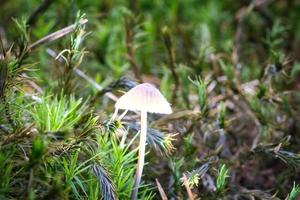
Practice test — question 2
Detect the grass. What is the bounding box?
[0,0,300,199]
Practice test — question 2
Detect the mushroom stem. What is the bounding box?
[131,110,147,200]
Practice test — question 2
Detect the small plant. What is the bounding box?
[189,76,208,114]
[253,138,300,168]
[31,94,86,133]
[184,171,200,188]
[55,13,88,94]
[92,164,117,200]
[286,182,300,200]
[0,151,12,195]
[97,120,154,199]
[218,101,226,129]
[219,60,234,81]
[216,164,229,193]
[30,136,46,166]
[130,125,176,155]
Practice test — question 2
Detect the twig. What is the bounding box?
[46,48,118,101]
[21,73,44,94]
[162,28,179,104]
[26,168,34,198]
[125,18,141,81]
[155,178,168,200]
[0,35,7,97]
[129,0,137,13]
[28,19,88,51]
[182,173,195,200]
[0,0,8,8]
[74,68,118,101]
[18,144,29,161]
[27,0,55,26]
[2,123,35,145]
[0,34,5,56]
[232,0,274,65]
[0,57,7,98]
[0,27,8,51]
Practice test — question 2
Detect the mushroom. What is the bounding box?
[114,83,172,200]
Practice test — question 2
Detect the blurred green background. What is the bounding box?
[1,0,300,199]
[1,0,299,89]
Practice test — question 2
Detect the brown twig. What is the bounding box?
[28,19,88,51]
[22,73,44,94]
[46,48,118,101]
[0,58,7,98]
[0,34,5,56]
[182,173,195,200]
[26,168,34,199]
[162,27,179,104]
[2,124,36,145]
[129,0,137,14]
[156,178,168,200]
[232,0,274,66]
[27,0,55,26]
[0,0,8,7]
[125,18,141,81]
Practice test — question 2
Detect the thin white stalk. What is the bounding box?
[118,109,128,120]
[110,109,119,122]
[131,111,147,200]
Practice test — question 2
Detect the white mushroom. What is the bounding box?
[114,83,172,200]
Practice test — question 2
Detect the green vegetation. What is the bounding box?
[0,0,300,199]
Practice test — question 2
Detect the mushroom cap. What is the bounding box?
[115,83,172,114]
